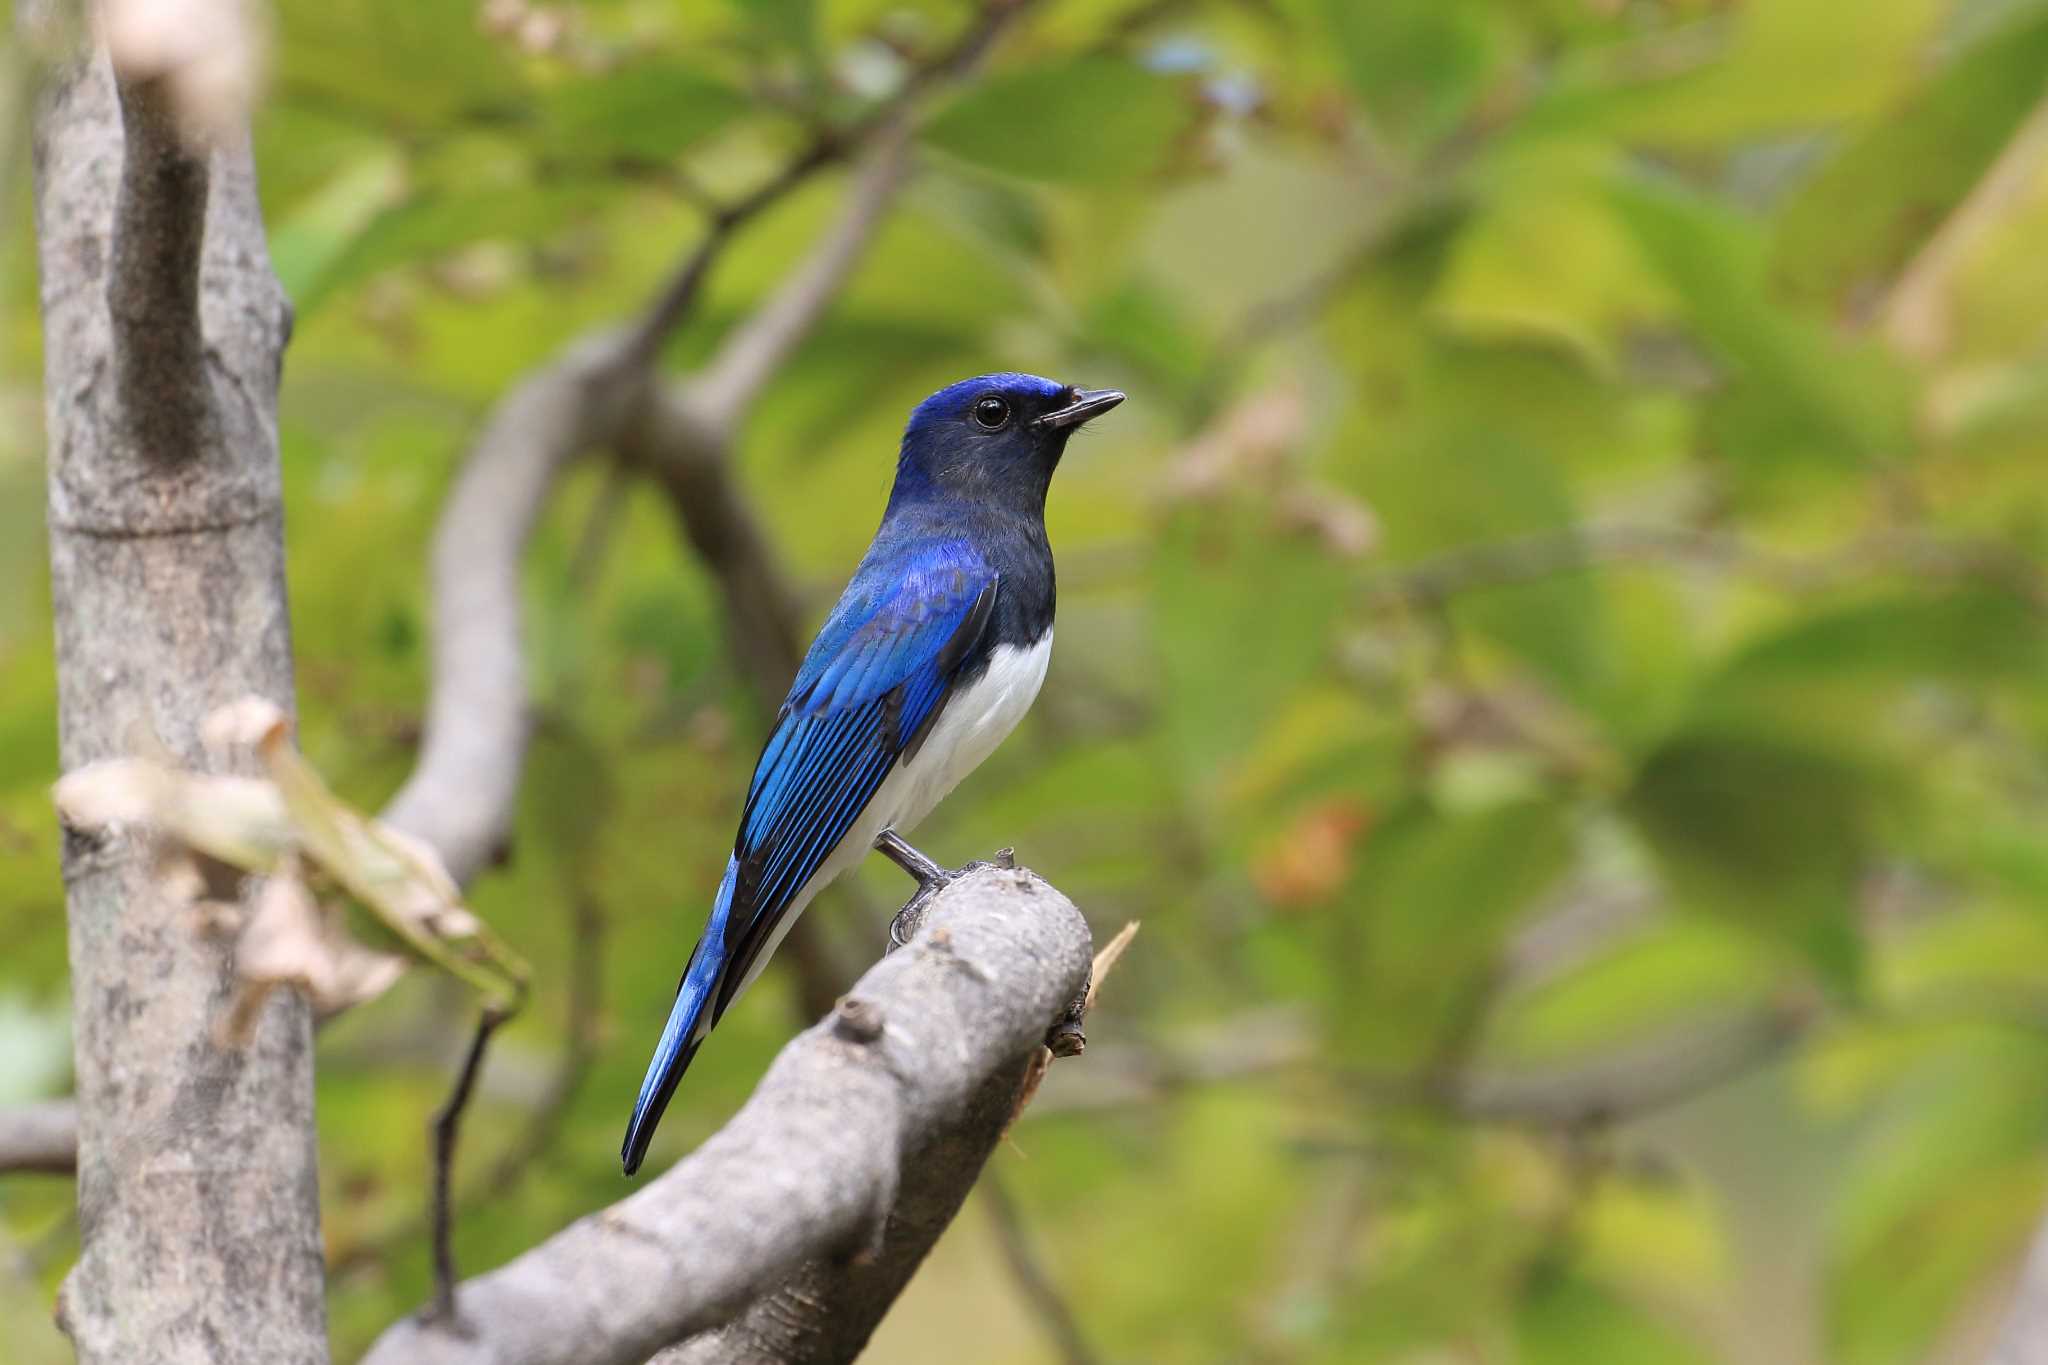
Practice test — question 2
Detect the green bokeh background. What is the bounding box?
[7,0,2048,1361]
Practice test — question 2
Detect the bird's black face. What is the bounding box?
[894,373,1125,516]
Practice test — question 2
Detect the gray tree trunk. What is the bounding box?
[34,52,328,1365]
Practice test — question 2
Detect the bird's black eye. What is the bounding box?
[972,395,1011,430]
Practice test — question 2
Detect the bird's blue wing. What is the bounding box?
[621,539,997,1173]
[718,542,998,1007]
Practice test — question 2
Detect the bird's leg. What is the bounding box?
[875,829,1013,949]
[875,828,947,887]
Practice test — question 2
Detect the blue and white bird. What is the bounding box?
[621,373,1124,1174]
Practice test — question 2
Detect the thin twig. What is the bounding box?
[427,1007,509,1327]
[685,122,912,430]
[1365,522,2048,610]
[617,0,1034,372]
[982,1173,1105,1365]
[1387,1004,1814,1130]
[325,891,608,1281]
[1883,91,2048,359]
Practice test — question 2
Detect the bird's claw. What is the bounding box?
[877,830,1014,950]
[886,859,997,949]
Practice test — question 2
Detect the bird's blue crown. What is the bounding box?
[891,373,1078,515]
[903,372,1068,443]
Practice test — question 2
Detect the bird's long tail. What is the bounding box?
[621,857,738,1175]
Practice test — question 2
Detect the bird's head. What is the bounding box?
[890,372,1124,517]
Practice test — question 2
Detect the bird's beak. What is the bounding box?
[1035,387,1126,431]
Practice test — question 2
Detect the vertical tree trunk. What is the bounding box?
[34,51,328,1365]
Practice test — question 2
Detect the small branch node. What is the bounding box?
[1045,978,1090,1059]
[832,995,887,1045]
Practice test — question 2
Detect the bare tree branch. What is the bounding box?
[624,123,911,708]
[377,327,639,884]
[362,865,1093,1365]
[1350,1004,1815,1130]
[1365,522,2047,610]
[624,379,806,703]
[683,121,912,433]
[1993,1213,2048,1365]
[649,1059,1037,1365]
[35,42,326,1365]
[0,1101,77,1176]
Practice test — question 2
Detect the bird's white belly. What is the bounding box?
[874,631,1052,836]
[736,631,1052,993]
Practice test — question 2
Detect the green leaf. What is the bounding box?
[1340,797,1574,1066]
[1077,277,1212,404]
[1317,0,1507,147]
[1878,903,2048,1005]
[274,0,525,133]
[1528,0,1947,146]
[268,151,408,316]
[523,721,617,879]
[727,0,816,49]
[1828,1033,2048,1365]
[1577,1173,1731,1307]
[923,56,1189,184]
[1609,172,1914,480]
[1368,399,1609,706]
[1774,8,2048,307]
[1720,590,2046,683]
[318,183,604,296]
[1432,157,1671,372]
[1487,915,1780,1065]
[542,62,752,163]
[1151,501,1352,793]
[1625,732,1869,990]
[1693,589,2047,750]
[1518,1272,1715,1365]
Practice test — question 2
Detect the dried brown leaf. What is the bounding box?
[100,0,270,147]
[1161,384,1307,501]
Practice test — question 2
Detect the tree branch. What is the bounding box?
[376,327,638,884]
[361,865,1093,1365]
[1993,1211,2048,1365]
[1365,522,2047,610]
[1350,1004,1814,1130]
[684,121,912,433]
[36,43,325,1365]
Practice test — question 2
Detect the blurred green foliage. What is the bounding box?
[6,0,2048,1361]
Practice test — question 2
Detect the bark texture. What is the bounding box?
[34,53,326,1365]
[362,866,1093,1365]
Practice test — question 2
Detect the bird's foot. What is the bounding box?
[875,830,1014,950]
